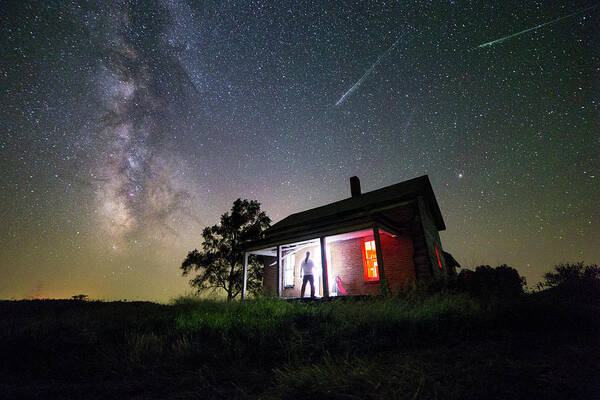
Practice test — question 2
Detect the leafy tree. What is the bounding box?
[543,262,600,289]
[71,294,89,301]
[181,199,270,301]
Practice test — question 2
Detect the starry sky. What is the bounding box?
[1,0,598,301]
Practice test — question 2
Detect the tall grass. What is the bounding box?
[173,293,482,352]
[0,285,598,399]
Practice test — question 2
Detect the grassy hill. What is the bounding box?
[1,287,598,399]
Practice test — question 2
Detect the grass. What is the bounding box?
[0,287,598,399]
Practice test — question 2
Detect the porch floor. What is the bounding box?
[281,295,379,302]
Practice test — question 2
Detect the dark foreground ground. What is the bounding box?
[1,287,598,399]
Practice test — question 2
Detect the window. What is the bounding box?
[361,237,379,281]
[435,247,443,269]
[283,253,295,287]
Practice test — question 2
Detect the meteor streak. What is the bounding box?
[472,5,598,51]
[336,36,401,106]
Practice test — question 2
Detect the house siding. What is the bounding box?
[417,196,447,276]
[411,214,432,279]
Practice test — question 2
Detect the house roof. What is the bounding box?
[244,175,445,252]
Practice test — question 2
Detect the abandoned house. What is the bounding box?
[241,175,454,299]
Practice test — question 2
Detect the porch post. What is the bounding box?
[277,245,282,298]
[242,252,248,299]
[373,226,389,295]
[319,236,329,298]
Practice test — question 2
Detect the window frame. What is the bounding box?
[361,237,379,282]
[283,253,296,288]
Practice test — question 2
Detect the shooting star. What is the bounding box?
[472,5,598,51]
[336,36,401,106]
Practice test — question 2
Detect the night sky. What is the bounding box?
[1,1,598,301]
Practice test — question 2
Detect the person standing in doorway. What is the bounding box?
[300,251,315,298]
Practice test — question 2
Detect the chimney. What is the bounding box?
[350,176,361,197]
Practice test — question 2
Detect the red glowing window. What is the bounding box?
[435,247,443,269]
[361,237,379,281]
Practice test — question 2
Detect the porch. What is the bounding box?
[242,224,415,299]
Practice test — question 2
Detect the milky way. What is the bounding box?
[80,3,197,249]
[1,0,598,301]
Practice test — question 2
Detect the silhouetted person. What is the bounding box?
[300,251,315,298]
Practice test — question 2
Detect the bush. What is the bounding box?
[397,264,525,302]
[457,264,525,299]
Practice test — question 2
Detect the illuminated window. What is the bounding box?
[435,247,443,269]
[361,237,379,281]
[283,253,295,287]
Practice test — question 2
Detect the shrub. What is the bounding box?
[397,264,525,302]
[457,264,525,299]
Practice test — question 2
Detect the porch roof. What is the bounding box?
[243,175,445,252]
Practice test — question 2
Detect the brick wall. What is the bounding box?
[329,238,380,295]
[262,256,277,297]
[380,234,416,289]
[329,234,415,296]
